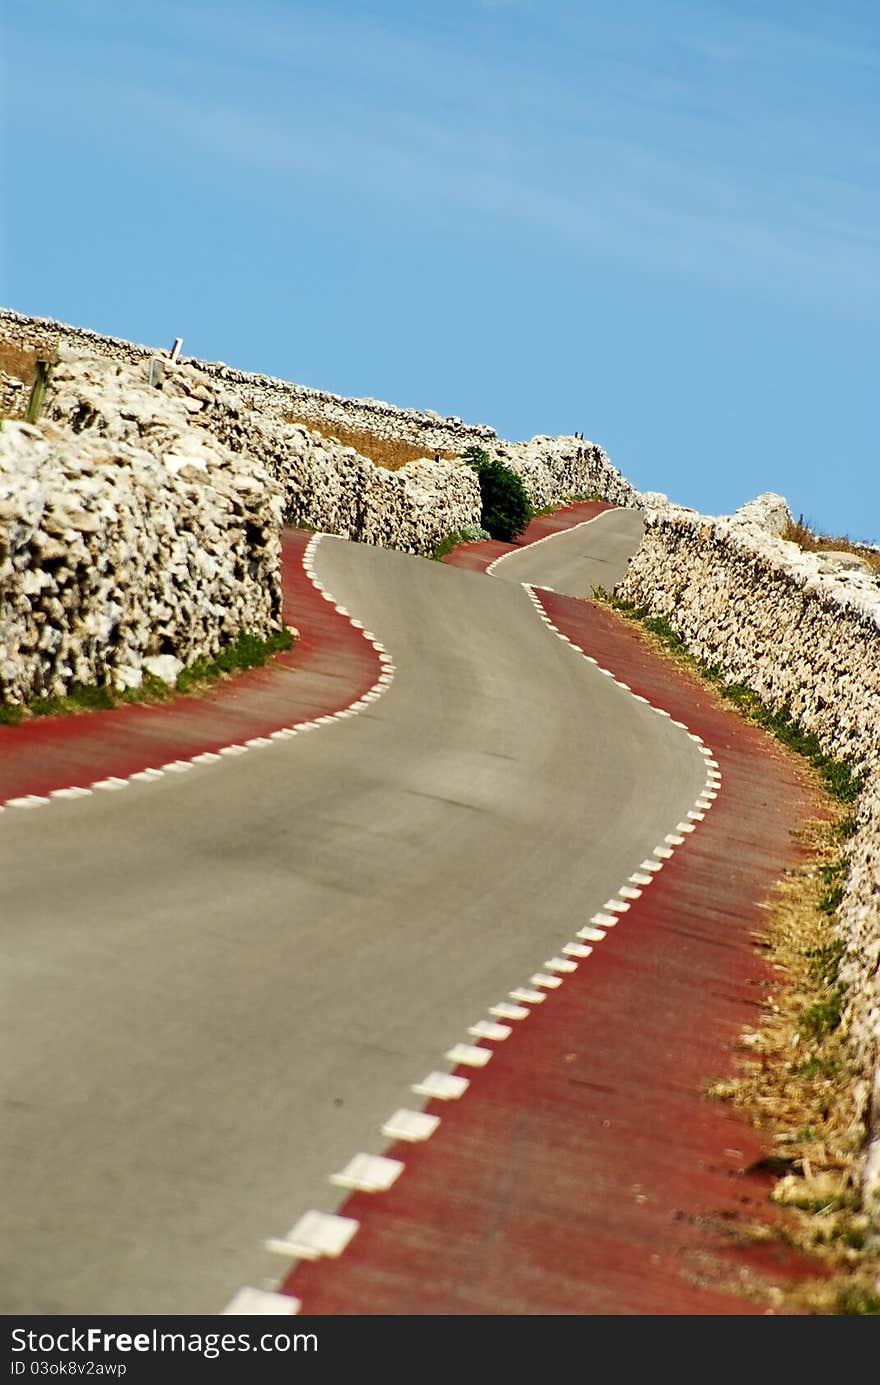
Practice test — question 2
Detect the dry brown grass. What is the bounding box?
[283,413,459,471]
[706,812,880,1312]
[594,597,880,1311]
[0,341,49,389]
[783,514,880,575]
[0,340,59,420]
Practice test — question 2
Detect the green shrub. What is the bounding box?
[431,525,491,560]
[461,446,533,543]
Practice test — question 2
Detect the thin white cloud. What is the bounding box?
[5,1,878,315]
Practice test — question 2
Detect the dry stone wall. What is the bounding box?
[617,505,880,1223]
[0,307,497,456]
[0,308,639,527]
[497,435,640,511]
[0,404,283,706]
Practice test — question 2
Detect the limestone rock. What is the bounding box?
[815,550,875,573]
[730,492,792,534]
[143,654,184,685]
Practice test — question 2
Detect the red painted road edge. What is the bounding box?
[283,510,829,1315]
[1,511,828,1313]
[0,531,379,803]
[439,499,616,574]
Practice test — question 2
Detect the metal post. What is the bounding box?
[25,360,52,424]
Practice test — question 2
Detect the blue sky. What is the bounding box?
[2,1,878,538]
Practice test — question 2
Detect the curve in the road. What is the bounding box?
[0,530,382,806]
[276,525,827,1317]
[1,507,716,1316]
[0,506,827,1317]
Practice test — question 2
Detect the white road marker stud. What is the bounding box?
[630,872,654,886]
[382,1109,441,1142]
[578,927,607,942]
[160,762,193,774]
[531,973,563,989]
[510,988,546,1005]
[654,846,674,859]
[672,720,689,729]
[6,795,51,808]
[545,956,578,973]
[591,911,620,926]
[446,1043,493,1068]
[687,810,705,821]
[219,745,248,756]
[330,1153,404,1192]
[664,833,686,846]
[491,1002,530,1021]
[639,859,664,872]
[619,885,642,899]
[604,899,631,913]
[49,786,92,799]
[564,942,593,958]
[676,822,697,834]
[468,1020,512,1041]
[267,1210,359,1260]
[223,1288,300,1316]
[265,1237,314,1258]
[654,708,671,717]
[412,1072,469,1100]
[192,751,223,763]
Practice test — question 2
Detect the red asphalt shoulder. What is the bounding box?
[0,530,379,803]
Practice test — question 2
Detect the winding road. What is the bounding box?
[0,509,819,1315]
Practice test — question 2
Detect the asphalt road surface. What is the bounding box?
[0,516,705,1314]
[489,506,646,597]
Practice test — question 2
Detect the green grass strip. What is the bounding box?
[600,592,864,805]
[0,626,295,725]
